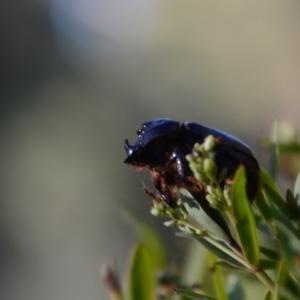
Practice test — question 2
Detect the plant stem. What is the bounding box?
[224,210,276,294]
[204,235,246,267]
[254,268,276,294]
[225,210,236,231]
[205,235,276,293]
[177,214,277,294]
[208,252,229,300]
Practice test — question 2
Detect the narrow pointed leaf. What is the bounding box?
[263,185,295,220]
[128,244,155,300]
[276,260,299,300]
[259,168,281,195]
[263,291,272,300]
[277,289,300,300]
[259,246,280,261]
[272,210,299,238]
[183,189,234,243]
[230,166,260,267]
[286,189,300,219]
[274,221,300,267]
[259,185,300,237]
[254,190,274,223]
[259,259,277,270]
[285,277,300,298]
[180,189,232,242]
[213,260,245,270]
[256,220,273,236]
[177,233,245,269]
[174,288,218,300]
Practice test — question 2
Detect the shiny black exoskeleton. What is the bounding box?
[124,118,260,204]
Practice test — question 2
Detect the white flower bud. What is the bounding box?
[203,135,215,152]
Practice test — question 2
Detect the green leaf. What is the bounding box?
[293,172,300,208]
[274,221,300,267]
[256,220,273,236]
[259,168,281,195]
[173,288,218,300]
[254,190,274,223]
[127,244,155,300]
[180,189,233,242]
[188,190,234,240]
[272,210,299,238]
[276,260,294,300]
[259,246,280,261]
[121,208,166,269]
[260,184,299,237]
[230,166,260,268]
[227,276,245,300]
[277,289,300,300]
[286,189,300,219]
[177,233,246,269]
[208,252,229,300]
[263,290,272,300]
[259,259,277,270]
[284,277,300,299]
[213,260,245,270]
[262,184,295,220]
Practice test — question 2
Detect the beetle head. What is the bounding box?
[124,118,180,166]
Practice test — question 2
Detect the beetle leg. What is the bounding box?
[151,170,175,205]
[170,150,190,181]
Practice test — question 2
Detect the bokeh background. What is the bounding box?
[1,1,300,299]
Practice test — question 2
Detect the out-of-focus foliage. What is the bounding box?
[104,129,300,300]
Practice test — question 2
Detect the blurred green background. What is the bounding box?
[1,1,300,299]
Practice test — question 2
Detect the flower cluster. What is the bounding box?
[186,135,231,210]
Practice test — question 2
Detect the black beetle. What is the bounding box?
[124,118,260,205]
